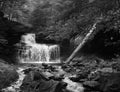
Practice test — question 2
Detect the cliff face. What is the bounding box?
[0,12,31,63]
[0,0,120,59]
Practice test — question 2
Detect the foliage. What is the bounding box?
[0,0,119,40]
[0,0,120,57]
[0,62,18,90]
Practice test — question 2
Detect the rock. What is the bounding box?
[63,77,84,92]
[2,67,26,92]
[0,11,31,63]
[97,68,116,73]
[69,75,81,82]
[98,73,120,92]
[54,81,68,92]
[83,80,99,91]
[83,81,99,87]
[42,71,54,79]
[21,70,67,92]
[23,68,33,74]
[0,62,18,90]
[53,68,66,77]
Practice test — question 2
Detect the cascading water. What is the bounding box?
[2,67,26,92]
[17,34,60,63]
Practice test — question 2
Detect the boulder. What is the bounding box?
[21,70,67,92]
[99,73,120,92]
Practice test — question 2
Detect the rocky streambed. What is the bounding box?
[1,57,120,92]
[2,67,26,92]
[1,64,84,92]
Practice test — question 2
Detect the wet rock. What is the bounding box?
[69,75,81,82]
[2,67,26,92]
[69,71,90,82]
[54,81,68,92]
[53,68,65,76]
[47,68,65,81]
[42,63,50,69]
[98,73,120,92]
[0,62,18,90]
[63,77,84,92]
[43,71,54,79]
[20,70,67,92]
[84,72,120,92]
[97,68,116,73]
[83,81,99,91]
[23,68,33,74]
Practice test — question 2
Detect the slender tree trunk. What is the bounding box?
[65,21,99,63]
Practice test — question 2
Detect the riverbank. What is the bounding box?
[0,55,120,92]
[0,61,18,91]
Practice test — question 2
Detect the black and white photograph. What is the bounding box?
[0,0,120,92]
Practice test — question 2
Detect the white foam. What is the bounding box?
[17,34,60,63]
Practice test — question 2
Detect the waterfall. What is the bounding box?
[17,34,60,63]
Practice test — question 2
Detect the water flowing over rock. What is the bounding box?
[2,67,26,92]
[63,77,84,92]
[17,33,60,63]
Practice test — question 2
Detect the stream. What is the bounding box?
[2,67,26,92]
[1,66,85,92]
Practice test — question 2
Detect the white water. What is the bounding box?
[2,68,26,92]
[63,77,84,92]
[17,34,60,63]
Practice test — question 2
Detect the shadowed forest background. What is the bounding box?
[0,0,120,92]
[0,0,120,60]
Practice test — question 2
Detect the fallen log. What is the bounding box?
[65,20,101,63]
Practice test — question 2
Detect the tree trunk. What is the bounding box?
[65,21,99,63]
